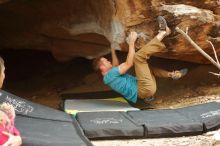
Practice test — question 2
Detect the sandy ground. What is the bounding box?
[92,133,219,146]
[1,50,220,146]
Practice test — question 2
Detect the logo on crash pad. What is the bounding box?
[201,109,220,118]
[0,93,34,115]
[90,118,123,124]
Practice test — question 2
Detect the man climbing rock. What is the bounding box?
[94,16,188,107]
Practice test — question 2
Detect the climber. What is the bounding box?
[94,16,188,106]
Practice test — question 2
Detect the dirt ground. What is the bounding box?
[1,50,220,146]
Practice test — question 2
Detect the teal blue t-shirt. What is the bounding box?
[103,67,137,103]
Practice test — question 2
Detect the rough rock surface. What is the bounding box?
[0,0,220,63]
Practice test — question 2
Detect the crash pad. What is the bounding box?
[62,91,140,115]
[0,90,93,146]
[77,102,220,139]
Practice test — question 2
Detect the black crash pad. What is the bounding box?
[77,102,220,139]
[0,90,93,146]
[127,109,203,138]
[127,102,220,138]
[76,111,144,139]
[0,90,71,122]
[16,115,93,146]
[176,102,220,131]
